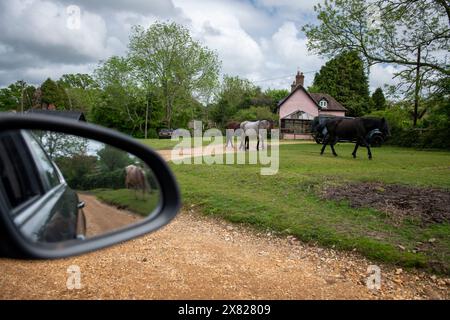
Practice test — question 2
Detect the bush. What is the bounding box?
[233,106,278,123]
[368,104,450,149]
[67,169,126,190]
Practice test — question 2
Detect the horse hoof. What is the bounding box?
[352,154,356,158]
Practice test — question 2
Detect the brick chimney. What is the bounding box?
[295,71,305,87]
[291,81,296,92]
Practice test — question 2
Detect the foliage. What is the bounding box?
[371,87,386,110]
[57,73,100,113]
[54,154,98,189]
[209,75,280,127]
[92,56,161,136]
[0,81,34,112]
[128,21,221,128]
[40,78,69,109]
[309,51,370,116]
[264,88,289,112]
[97,144,133,172]
[33,131,88,160]
[303,0,450,122]
[233,106,278,122]
[76,169,126,190]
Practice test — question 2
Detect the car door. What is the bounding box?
[0,131,83,243]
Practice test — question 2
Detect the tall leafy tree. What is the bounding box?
[309,51,370,116]
[371,87,386,110]
[210,75,262,126]
[40,78,68,109]
[303,0,450,125]
[128,22,221,128]
[93,56,152,136]
[0,81,34,112]
[265,88,290,112]
[57,73,100,113]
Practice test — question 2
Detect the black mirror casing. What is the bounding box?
[0,114,181,259]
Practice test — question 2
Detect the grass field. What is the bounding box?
[168,142,450,273]
[90,188,160,216]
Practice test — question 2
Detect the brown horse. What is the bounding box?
[125,165,148,198]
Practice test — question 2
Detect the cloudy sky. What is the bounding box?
[0,0,397,92]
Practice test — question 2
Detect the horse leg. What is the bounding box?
[330,137,338,157]
[320,135,330,155]
[352,143,359,158]
[245,136,249,150]
[361,138,372,160]
[256,135,260,151]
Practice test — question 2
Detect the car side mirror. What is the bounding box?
[0,114,181,259]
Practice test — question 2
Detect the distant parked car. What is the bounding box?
[158,128,174,139]
[312,115,386,147]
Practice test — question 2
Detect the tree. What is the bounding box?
[97,145,132,172]
[265,88,289,112]
[33,131,88,160]
[0,81,34,112]
[210,75,261,127]
[57,73,100,113]
[58,73,97,90]
[309,51,370,116]
[371,87,386,110]
[302,0,450,124]
[92,56,157,136]
[40,78,68,109]
[233,106,278,122]
[128,22,220,128]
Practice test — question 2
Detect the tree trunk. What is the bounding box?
[145,99,149,139]
[413,46,421,127]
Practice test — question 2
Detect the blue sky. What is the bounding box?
[0,0,398,92]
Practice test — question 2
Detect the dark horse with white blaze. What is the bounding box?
[320,117,390,159]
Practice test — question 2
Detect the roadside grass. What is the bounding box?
[89,188,160,216]
[168,142,450,273]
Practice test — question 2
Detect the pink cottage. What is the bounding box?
[277,71,347,139]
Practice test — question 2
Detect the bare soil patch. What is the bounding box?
[321,182,450,225]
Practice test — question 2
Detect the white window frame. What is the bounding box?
[319,99,328,108]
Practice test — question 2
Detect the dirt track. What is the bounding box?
[0,146,448,299]
[80,194,142,238]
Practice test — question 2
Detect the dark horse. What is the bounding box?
[320,117,390,159]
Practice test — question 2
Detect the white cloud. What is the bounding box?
[0,0,400,94]
[369,64,401,93]
[173,0,265,78]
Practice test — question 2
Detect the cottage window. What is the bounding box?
[319,100,327,108]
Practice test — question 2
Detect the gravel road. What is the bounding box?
[0,146,448,299]
[80,194,142,238]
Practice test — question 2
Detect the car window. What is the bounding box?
[0,133,41,210]
[26,133,61,189]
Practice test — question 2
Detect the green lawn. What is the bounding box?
[168,142,450,273]
[90,188,160,216]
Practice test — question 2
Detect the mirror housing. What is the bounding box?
[0,113,181,259]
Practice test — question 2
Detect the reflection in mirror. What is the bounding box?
[0,130,161,244]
